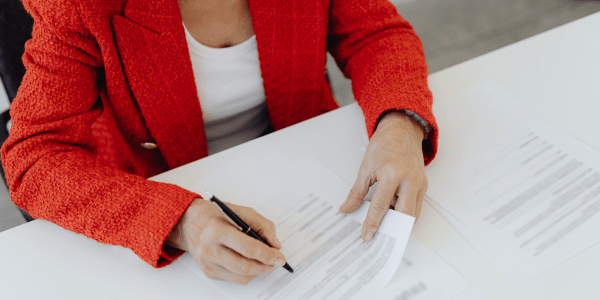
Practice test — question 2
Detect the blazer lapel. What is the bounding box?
[112,0,207,169]
[247,0,328,130]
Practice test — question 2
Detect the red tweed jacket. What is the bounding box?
[1,0,438,267]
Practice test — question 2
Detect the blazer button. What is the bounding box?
[141,142,157,149]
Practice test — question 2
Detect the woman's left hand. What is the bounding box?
[339,111,428,242]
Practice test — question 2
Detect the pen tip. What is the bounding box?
[204,191,213,200]
[284,263,294,273]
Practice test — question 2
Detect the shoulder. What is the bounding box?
[22,0,124,64]
[23,0,124,29]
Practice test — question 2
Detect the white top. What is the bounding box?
[183,25,271,155]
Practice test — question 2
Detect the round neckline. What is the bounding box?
[183,23,257,59]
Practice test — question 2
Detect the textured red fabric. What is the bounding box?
[1,0,438,268]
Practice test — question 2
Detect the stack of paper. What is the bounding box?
[180,144,475,300]
[425,81,600,284]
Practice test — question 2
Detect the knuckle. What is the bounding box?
[199,264,219,280]
[206,217,221,229]
[267,220,276,232]
[380,165,401,181]
[239,241,255,257]
[201,224,219,242]
[371,200,389,213]
[260,219,275,230]
[415,171,426,183]
[366,220,380,231]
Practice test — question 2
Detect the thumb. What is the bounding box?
[340,175,370,213]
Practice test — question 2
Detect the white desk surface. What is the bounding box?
[2,11,600,300]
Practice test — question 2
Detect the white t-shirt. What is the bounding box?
[183,24,271,155]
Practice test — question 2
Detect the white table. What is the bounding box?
[2,11,600,300]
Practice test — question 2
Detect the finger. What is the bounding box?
[200,261,226,281]
[362,178,397,242]
[414,189,425,223]
[232,205,281,249]
[220,226,287,267]
[394,182,419,218]
[340,173,371,213]
[370,194,398,209]
[206,261,256,285]
[215,245,275,276]
[389,195,398,209]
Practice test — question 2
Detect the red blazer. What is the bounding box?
[1,0,438,267]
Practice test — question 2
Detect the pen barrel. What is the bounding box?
[207,193,293,273]
[210,195,251,232]
[247,228,271,247]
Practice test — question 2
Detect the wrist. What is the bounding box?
[166,197,205,252]
[166,216,187,252]
[377,110,426,141]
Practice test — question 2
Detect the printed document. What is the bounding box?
[180,145,414,300]
[426,81,600,284]
[379,236,479,300]
[298,156,479,300]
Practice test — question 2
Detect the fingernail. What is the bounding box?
[274,237,282,248]
[275,259,286,267]
[365,232,374,242]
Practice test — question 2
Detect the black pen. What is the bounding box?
[204,192,294,273]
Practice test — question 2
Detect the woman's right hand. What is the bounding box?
[167,198,287,285]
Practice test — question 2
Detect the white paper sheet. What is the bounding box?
[377,236,479,300]
[426,81,600,284]
[180,145,415,300]
[297,156,479,300]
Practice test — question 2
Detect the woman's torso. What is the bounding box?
[178,0,254,49]
[21,0,336,176]
[179,0,271,155]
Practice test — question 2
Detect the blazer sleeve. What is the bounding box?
[0,0,197,268]
[326,0,438,164]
